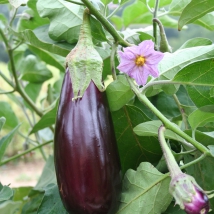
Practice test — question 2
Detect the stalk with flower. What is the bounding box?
[158,125,210,214]
[117,40,164,86]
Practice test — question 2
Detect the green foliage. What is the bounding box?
[1,0,214,213]
[30,101,58,134]
[0,123,20,162]
[117,162,172,214]
[0,102,19,129]
[0,183,13,202]
[37,184,68,214]
[112,105,162,173]
[34,156,56,191]
[106,75,135,111]
[178,0,214,30]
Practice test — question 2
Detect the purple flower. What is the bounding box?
[117,40,164,85]
[170,173,209,214]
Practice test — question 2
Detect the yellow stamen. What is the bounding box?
[135,56,145,66]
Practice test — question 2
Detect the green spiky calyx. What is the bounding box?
[66,8,104,100]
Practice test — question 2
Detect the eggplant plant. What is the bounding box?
[0,0,214,214]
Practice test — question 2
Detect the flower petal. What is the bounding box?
[130,66,150,85]
[145,52,164,65]
[138,40,155,56]
[144,64,159,77]
[118,50,136,60]
[117,60,135,74]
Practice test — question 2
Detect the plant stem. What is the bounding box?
[127,77,211,155]
[153,0,159,47]
[110,42,118,80]
[158,125,182,177]
[0,140,53,166]
[64,0,84,5]
[175,149,196,155]
[140,79,172,94]
[0,28,43,117]
[0,70,15,87]
[81,0,131,47]
[0,90,15,94]
[107,5,120,19]
[9,7,18,27]
[116,151,206,213]
[173,94,188,130]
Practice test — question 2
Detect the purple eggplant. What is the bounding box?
[54,68,121,214]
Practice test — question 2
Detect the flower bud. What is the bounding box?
[170,173,209,214]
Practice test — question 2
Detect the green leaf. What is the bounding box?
[37,0,83,44]
[188,106,214,130]
[24,83,42,103]
[133,120,184,142]
[173,59,214,86]
[140,0,172,8]
[179,37,212,49]
[122,1,177,28]
[34,156,56,191]
[112,105,162,174]
[117,162,172,214]
[0,0,9,3]
[178,0,214,30]
[208,145,214,157]
[158,44,214,81]
[17,0,49,31]
[149,92,181,119]
[13,187,32,202]
[28,45,65,72]
[0,124,20,162]
[169,0,191,16]
[20,55,52,83]
[186,85,214,108]
[0,117,6,132]
[193,12,214,31]
[90,16,107,42]
[0,185,13,202]
[21,190,44,214]
[20,26,74,57]
[163,202,186,213]
[0,200,22,214]
[110,15,123,30]
[30,100,58,134]
[122,1,149,27]
[106,75,135,111]
[37,183,68,214]
[0,102,19,129]
[9,0,27,8]
[210,87,214,97]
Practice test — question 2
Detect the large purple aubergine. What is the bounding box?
[54,68,121,214]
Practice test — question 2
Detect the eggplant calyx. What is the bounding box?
[66,8,104,100]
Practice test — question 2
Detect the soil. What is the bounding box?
[0,160,45,187]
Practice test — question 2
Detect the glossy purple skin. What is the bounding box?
[184,186,209,214]
[54,69,121,214]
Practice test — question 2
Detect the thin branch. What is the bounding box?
[64,0,84,5]
[153,0,160,47]
[0,89,15,94]
[126,76,211,156]
[0,140,53,166]
[110,42,118,80]
[0,28,43,117]
[173,94,188,130]
[81,0,131,47]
